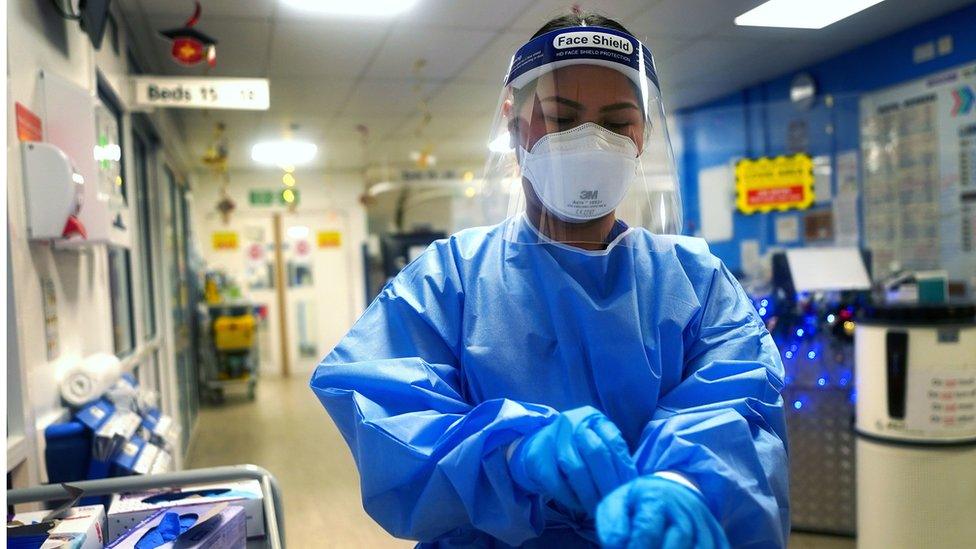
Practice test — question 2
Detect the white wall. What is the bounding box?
[191,169,368,377]
[6,1,193,485]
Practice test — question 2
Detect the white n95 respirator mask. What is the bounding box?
[519,122,639,223]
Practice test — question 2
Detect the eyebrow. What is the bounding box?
[539,96,640,113]
[599,102,641,113]
[540,96,585,110]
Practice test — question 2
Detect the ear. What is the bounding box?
[501,98,513,118]
[503,99,519,149]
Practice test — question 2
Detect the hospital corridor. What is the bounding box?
[5,1,976,548]
[184,376,403,548]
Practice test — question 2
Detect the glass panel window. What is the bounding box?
[108,246,136,356]
[133,131,157,338]
[95,81,126,207]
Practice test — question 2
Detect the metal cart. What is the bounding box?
[7,464,285,549]
[198,302,260,403]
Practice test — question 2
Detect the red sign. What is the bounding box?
[15,103,42,142]
[247,243,263,261]
[295,240,310,257]
[746,186,806,207]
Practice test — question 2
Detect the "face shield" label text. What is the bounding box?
[553,32,634,55]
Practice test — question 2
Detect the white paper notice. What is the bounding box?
[775,215,800,243]
[836,150,859,195]
[785,247,871,291]
[740,239,762,279]
[698,165,733,242]
[813,155,833,204]
[833,150,861,247]
[906,367,976,432]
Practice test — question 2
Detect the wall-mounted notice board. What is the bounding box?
[860,61,976,283]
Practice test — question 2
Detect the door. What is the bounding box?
[281,211,354,375]
[163,167,197,449]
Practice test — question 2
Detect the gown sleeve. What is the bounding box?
[632,249,790,549]
[309,241,557,545]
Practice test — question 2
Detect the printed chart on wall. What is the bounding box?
[860,62,976,284]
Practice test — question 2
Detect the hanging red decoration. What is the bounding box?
[159,2,217,67]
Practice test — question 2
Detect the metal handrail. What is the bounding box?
[7,464,285,549]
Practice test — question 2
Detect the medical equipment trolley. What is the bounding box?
[7,464,285,548]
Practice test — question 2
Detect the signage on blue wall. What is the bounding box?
[735,154,815,214]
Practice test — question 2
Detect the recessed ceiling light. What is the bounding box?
[734,0,887,30]
[281,0,420,17]
[251,140,318,167]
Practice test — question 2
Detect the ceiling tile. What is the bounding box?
[363,26,497,80]
[269,19,392,76]
[328,115,405,140]
[395,0,535,31]
[137,0,275,19]
[340,79,433,117]
[267,76,356,119]
[654,38,774,90]
[387,110,495,142]
[628,0,764,41]
[428,82,502,116]
[454,31,526,84]
[509,0,657,32]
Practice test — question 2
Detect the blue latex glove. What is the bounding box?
[134,512,198,549]
[597,476,730,549]
[508,406,637,514]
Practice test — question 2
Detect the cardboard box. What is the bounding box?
[8,504,106,549]
[107,479,264,542]
[107,502,245,549]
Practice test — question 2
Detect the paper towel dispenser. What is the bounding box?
[22,142,87,241]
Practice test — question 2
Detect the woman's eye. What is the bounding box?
[545,116,575,126]
[604,122,633,131]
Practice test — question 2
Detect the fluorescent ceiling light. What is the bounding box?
[251,140,317,167]
[735,0,887,29]
[488,131,512,153]
[281,0,420,17]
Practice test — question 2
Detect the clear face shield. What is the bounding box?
[481,26,683,249]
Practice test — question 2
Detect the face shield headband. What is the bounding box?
[505,26,658,110]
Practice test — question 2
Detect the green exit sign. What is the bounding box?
[249,189,299,206]
[249,190,274,205]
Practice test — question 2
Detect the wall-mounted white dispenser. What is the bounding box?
[39,70,131,248]
[21,142,87,241]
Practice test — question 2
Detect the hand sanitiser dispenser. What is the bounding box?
[854,303,976,548]
[21,141,87,241]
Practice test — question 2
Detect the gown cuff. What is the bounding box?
[653,470,701,493]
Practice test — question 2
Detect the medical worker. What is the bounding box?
[311,11,789,549]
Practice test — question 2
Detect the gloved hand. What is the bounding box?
[596,475,730,549]
[508,406,637,514]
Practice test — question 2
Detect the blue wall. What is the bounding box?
[676,3,976,273]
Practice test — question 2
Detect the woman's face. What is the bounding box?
[511,65,645,153]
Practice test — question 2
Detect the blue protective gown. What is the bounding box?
[310,216,789,548]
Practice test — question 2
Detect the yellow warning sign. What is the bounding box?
[735,154,815,214]
[317,230,342,248]
[211,231,239,250]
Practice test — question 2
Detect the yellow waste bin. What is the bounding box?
[213,314,256,352]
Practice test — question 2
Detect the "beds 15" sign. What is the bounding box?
[132,77,269,110]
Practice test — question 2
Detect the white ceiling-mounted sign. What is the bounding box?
[131,77,269,110]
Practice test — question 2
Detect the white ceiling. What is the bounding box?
[118,0,975,172]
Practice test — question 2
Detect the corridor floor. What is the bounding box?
[186,375,409,548]
[187,375,854,548]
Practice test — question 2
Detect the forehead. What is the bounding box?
[532,65,636,99]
